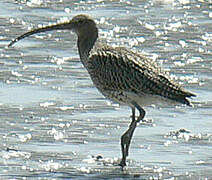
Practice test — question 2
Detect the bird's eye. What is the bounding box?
[78,20,84,24]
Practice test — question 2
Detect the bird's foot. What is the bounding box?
[119,158,127,169]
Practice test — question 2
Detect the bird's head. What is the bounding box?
[71,15,97,36]
[8,14,98,47]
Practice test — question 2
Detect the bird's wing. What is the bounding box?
[88,45,195,105]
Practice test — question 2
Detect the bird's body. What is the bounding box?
[84,42,194,107]
[8,14,196,168]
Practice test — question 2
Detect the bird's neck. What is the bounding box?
[77,29,98,66]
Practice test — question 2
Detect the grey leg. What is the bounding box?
[119,102,145,168]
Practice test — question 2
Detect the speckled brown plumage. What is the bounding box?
[87,44,194,106]
[8,14,196,168]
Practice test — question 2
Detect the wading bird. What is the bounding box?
[8,14,195,167]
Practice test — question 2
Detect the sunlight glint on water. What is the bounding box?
[0,0,211,179]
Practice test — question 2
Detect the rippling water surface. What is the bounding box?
[0,0,212,179]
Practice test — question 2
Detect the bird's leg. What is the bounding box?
[132,101,146,123]
[119,102,145,168]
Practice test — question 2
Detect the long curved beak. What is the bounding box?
[8,20,74,47]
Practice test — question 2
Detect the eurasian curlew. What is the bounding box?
[8,14,196,167]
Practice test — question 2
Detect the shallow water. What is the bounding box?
[0,0,212,179]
